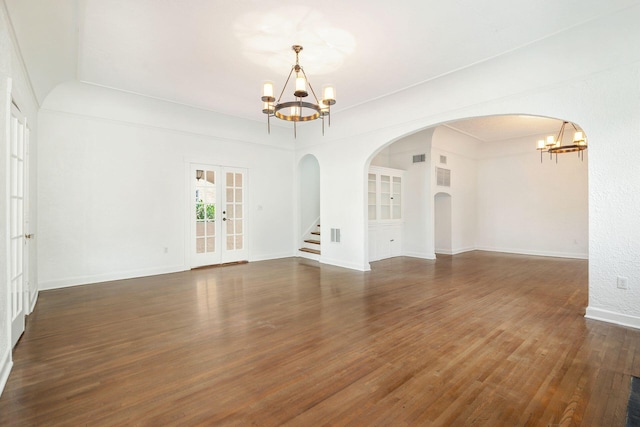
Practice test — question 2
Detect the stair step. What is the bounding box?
[311,231,320,236]
[304,239,321,245]
[299,247,320,255]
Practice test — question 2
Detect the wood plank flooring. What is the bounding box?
[2,251,639,426]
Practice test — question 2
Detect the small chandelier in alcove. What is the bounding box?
[536,121,587,163]
[261,45,336,138]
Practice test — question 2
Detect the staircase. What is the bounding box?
[299,223,321,258]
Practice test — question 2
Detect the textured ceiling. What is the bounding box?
[5,0,635,136]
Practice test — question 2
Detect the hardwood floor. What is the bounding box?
[2,252,639,426]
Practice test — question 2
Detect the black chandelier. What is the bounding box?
[261,45,336,137]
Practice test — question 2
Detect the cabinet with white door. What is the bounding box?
[368,166,404,261]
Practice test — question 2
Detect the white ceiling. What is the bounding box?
[5,0,635,138]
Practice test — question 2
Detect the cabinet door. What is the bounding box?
[380,175,391,220]
[391,176,402,220]
[368,173,377,220]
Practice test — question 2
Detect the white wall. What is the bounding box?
[434,193,452,253]
[0,1,40,395]
[431,126,478,254]
[38,82,295,289]
[476,135,588,258]
[295,5,640,328]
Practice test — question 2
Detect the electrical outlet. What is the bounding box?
[617,276,628,290]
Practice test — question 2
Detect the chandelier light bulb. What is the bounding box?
[262,81,275,102]
[262,101,274,114]
[546,135,556,147]
[294,75,307,97]
[322,85,336,103]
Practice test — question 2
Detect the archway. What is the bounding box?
[363,114,588,263]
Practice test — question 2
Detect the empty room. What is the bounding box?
[1,1,640,425]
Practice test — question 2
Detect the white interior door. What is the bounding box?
[190,164,248,268]
[9,103,28,348]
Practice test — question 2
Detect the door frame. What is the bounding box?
[8,101,29,348]
[186,162,249,268]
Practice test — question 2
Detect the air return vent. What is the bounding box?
[436,167,451,187]
[412,154,426,163]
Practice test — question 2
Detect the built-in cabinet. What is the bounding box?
[368,166,404,261]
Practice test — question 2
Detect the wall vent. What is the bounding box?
[330,228,341,243]
[412,154,426,163]
[436,167,451,187]
[439,155,447,164]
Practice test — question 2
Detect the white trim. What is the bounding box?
[250,252,295,262]
[474,246,588,260]
[403,251,436,260]
[585,307,640,330]
[297,251,320,262]
[321,257,371,272]
[0,350,12,398]
[452,246,476,255]
[28,289,38,314]
[38,264,187,291]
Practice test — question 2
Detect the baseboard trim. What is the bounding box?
[0,350,12,398]
[28,289,38,314]
[321,257,370,272]
[39,264,187,290]
[585,307,640,330]
[475,246,588,260]
[297,251,320,262]
[434,247,475,256]
[249,252,295,262]
[403,251,436,260]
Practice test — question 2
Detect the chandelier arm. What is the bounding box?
[276,66,297,104]
[556,121,567,146]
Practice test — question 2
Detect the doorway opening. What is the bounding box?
[434,192,452,255]
[190,164,248,268]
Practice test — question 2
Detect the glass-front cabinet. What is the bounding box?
[368,167,404,222]
[368,173,377,220]
[368,166,405,262]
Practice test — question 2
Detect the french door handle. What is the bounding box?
[25,234,33,239]
[223,218,227,221]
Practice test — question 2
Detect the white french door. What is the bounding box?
[9,103,29,348]
[190,164,248,268]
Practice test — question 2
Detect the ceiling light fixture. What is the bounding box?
[261,45,335,138]
[536,121,587,163]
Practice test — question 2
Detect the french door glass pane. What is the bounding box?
[225,170,244,251]
[195,169,216,253]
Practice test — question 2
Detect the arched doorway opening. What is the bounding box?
[298,154,321,258]
[363,114,588,263]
